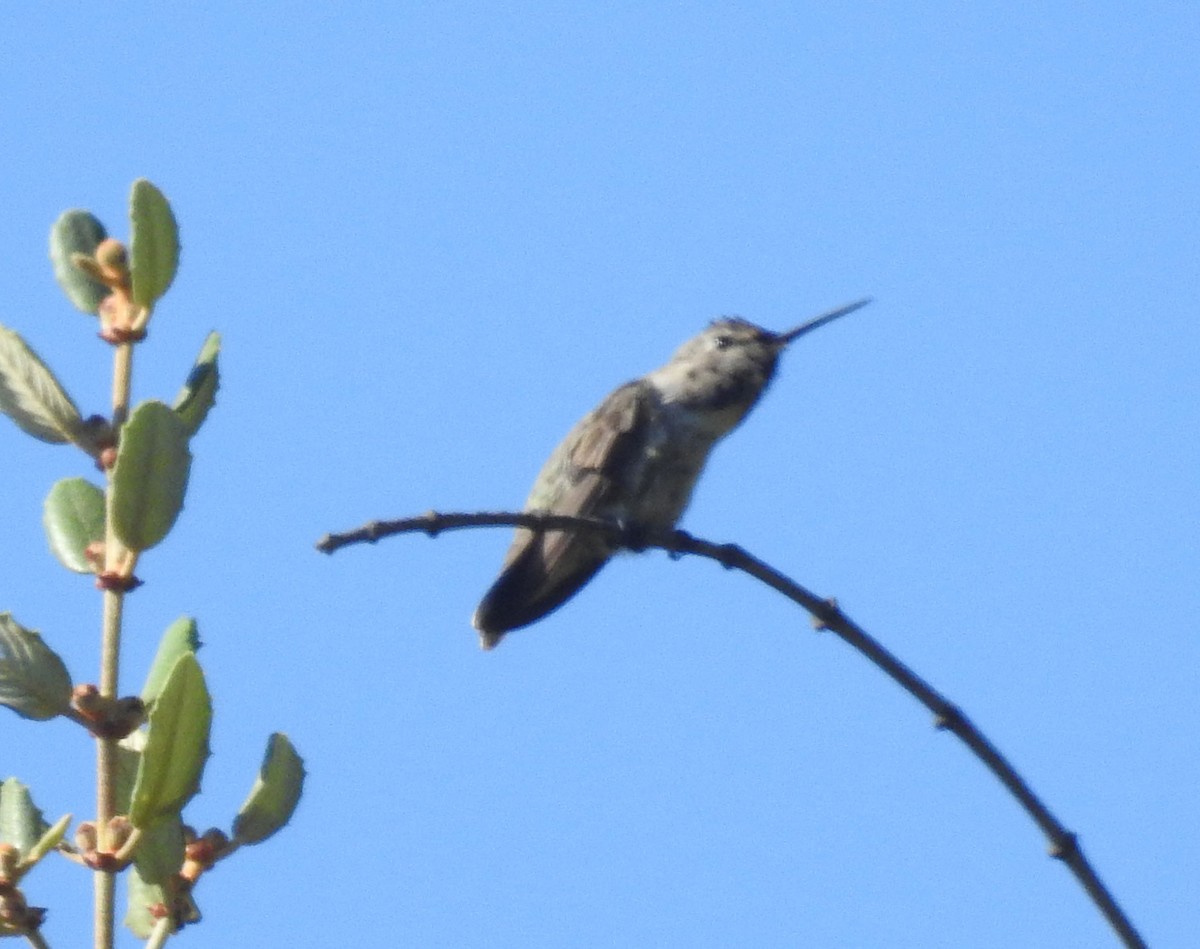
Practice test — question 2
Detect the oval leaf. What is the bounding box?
[232,733,306,846]
[172,331,220,437]
[126,814,198,936]
[131,814,185,888]
[124,866,163,939]
[0,613,72,721]
[111,401,192,552]
[24,812,71,868]
[126,848,199,938]
[129,653,211,828]
[0,779,49,857]
[141,617,201,706]
[129,179,180,309]
[0,325,85,445]
[49,209,110,314]
[44,477,105,573]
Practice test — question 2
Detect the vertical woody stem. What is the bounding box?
[94,339,134,949]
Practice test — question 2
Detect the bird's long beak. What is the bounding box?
[776,297,872,346]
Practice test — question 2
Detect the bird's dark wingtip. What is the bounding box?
[471,552,608,649]
[472,608,506,650]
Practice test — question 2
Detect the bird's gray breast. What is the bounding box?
[626,400,725,528]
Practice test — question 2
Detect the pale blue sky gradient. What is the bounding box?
[1,5,1197,947]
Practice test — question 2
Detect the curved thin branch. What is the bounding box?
[317,510,1146,949]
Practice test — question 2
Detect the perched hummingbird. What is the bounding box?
[472,298,871,649]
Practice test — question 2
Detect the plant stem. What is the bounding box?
[93,590,122,949]
[91,869,114,949]
[94,341,134,949]
[144,917,173,949]
[110,342,133,429]
[24,928,52,949]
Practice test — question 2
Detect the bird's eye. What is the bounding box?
[714,335,732,350]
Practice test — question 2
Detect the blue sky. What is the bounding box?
[1,4,1197,947]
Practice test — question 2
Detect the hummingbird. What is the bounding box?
[472,297,871,649]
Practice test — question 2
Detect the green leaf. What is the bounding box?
[49,209,110,314]
[172,331,220,437]
[111,401,192,552]
[0,613,72,721]
[125,814,198,938]
[43,478,105,573]
[0,779,48,857]
[24,812,71,868]
[126,843,200,938]
[141,617,201,706]
[232,733,306,846]
[129,653,211,828]
[124,866,162,939]
[129,179,179,309]
[131,815,185,887]
[0,325,86,445]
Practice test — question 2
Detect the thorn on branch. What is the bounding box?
[1048,832,1080,862]
[933,702,964,731]
[810,597,840,631]
[716,543,742,569]
[419,511,442,538]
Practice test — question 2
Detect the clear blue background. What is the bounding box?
[1,4,1196,947]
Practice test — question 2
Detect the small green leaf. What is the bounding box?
[111,401,192,552]
[129,653,211,828]
[44,478,105,573]
[131,814,185,888]
[0,613,72,721]
[126,845,200,938]
[141,617,201,706]
[129,179,179,309]
[233,733,306,846]
[124,866,162,939]
[49,209,110,314]
[172,331,220,437]
[0,325,86,445]
[125,813,199,935]
[24,812,71,868]
[0,779,48,857]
